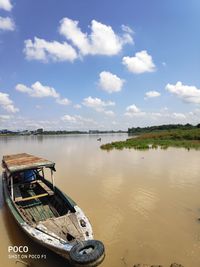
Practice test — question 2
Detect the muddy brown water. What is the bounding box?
[0,134,200,267]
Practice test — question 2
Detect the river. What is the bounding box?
[0,134,200,267]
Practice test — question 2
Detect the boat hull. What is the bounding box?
[1,153,104,266]
[2,174,81,259]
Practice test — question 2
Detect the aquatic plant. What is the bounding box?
[101,129,200,151]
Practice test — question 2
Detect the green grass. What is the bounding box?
[100,128,200,151]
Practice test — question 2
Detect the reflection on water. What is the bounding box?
[0,134,200,267]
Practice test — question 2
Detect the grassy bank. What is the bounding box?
[101,128,200,151]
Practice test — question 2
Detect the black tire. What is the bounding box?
[69,240,105,267]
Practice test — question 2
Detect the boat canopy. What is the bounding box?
[2,153,55,173]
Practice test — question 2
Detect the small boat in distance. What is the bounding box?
[2,153,105,266]
[97,138,101,142]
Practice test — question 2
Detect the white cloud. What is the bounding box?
[98,71,124,93]
[56,98,71,105]
[24,37,77,62]
[0,0,12,11]
[61,114,96,125]
[74,104,82,109]
[124,105,189,125]
[166,81,200,104]
[0,114,11,121]
[82,96,115,112]
[104,110,115,116]
[0,16,15,31]
[16,82,59,98]
[0,92,19,113]
[122,50,156,74]
[125,104,145,117]
[172,112,186,119]
[59,17,133,56]
[61,115,77,123]
[190,108,200,117]
[145,90,161,99]
[16,81,70,105]
[24,18,133,63]
[121,24,134,34]
[112,121,118,125]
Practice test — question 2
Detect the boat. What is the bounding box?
[1,153,105,266]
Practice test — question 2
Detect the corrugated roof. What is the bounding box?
[2,153,55,173]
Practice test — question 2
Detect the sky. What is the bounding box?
[0,0,200,131]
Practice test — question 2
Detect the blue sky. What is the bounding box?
[0,0,200,130]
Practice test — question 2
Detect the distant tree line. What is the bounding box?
[41,130,88,135]
[128,123,200,134]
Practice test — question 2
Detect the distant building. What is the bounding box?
[0,129,15,134]
[36,128,44,134]
[0,129,9,134]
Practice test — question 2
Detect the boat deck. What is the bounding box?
[14,180,61,223]
[19,202,57,223]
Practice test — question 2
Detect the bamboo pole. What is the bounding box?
[11,176,14,200]
[51,169,55,191]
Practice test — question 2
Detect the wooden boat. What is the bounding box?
[2,153,105,266]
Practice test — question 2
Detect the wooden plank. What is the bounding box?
[36,205,48,221]
[43,205,55,218]
[37,180,54,195]
[15,193,48,202]
[3,153,55,172]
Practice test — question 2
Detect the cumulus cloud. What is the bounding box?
[122,50,156,74]
[166,81,200,104]
[59,17,133,56]
[82,96,115,111]
[172,112,186,119]
[24,37,77,62]
[0,92,19,113]
[16,82,59,98]
[124,104,188,125]
[145,90,161,99]
[61,114,76,123]
[0,0,12,11]
[16,81,70,105]
[24,18,133,62]
[56,98,71,105]
[0,16,15,31]
[61,114,96,125]
[125,104,145,117]
[82,96,115,116]
[98,71,124,93]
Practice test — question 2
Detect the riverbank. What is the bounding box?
[0,130,127,136]
[101,128,200,150]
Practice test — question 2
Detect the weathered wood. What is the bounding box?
[15,193,48,202]
[37,180,54,195]
[39,214,83,241]
[2,153,55,173]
